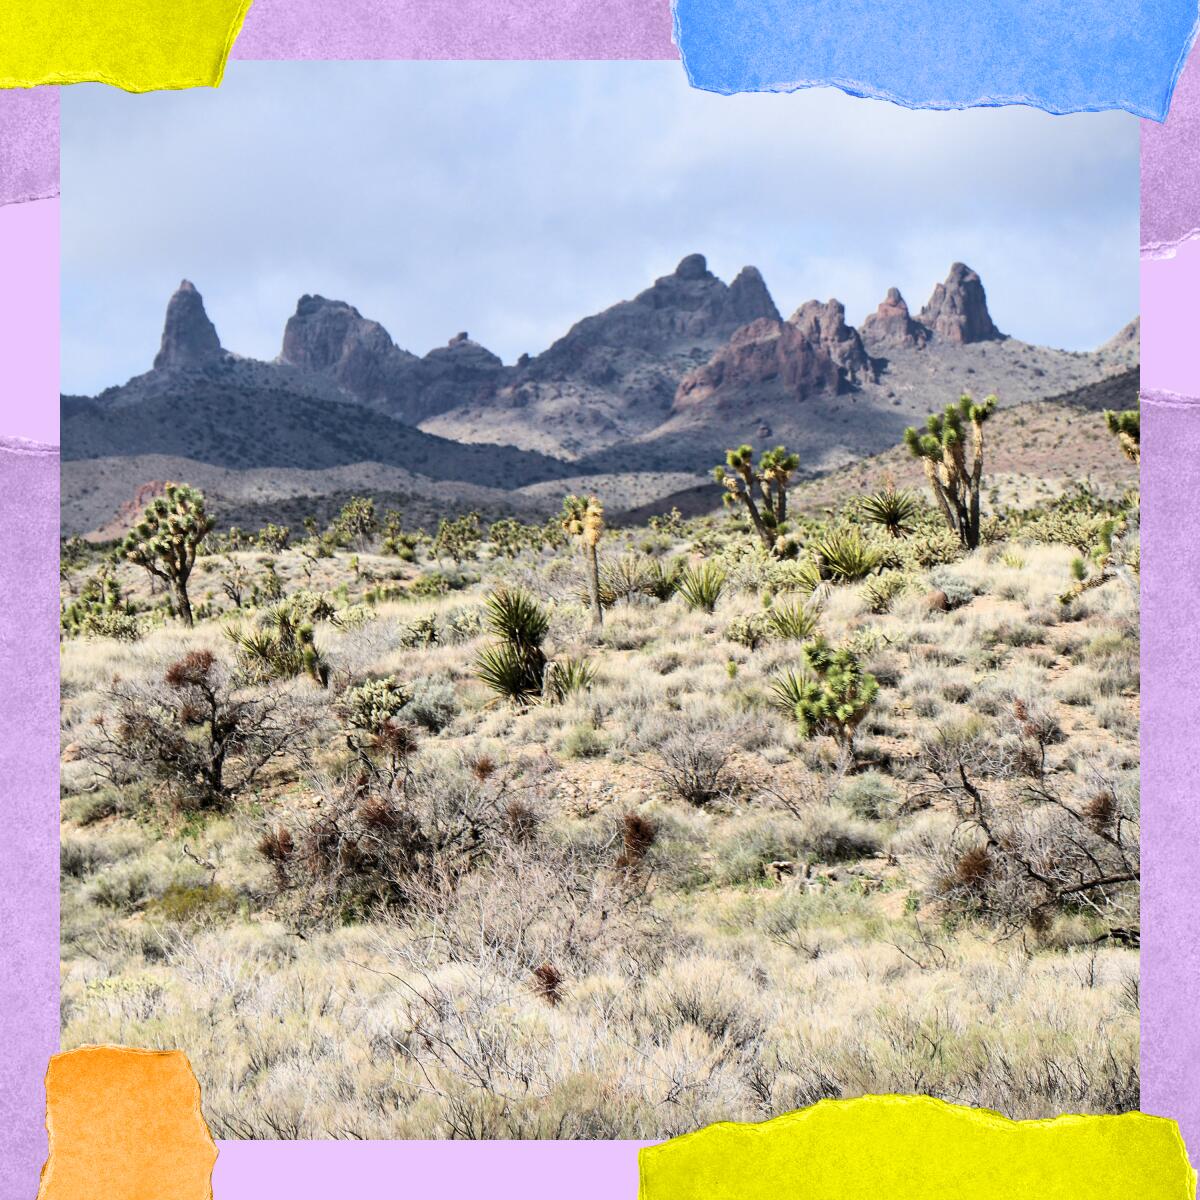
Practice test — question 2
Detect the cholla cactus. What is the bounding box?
[1104,406,1140,464]
[904,394,996,550]
[120,482,215,627]
[561,495,605,628]
[712,444,800,557]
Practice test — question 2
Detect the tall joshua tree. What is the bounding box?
[713,444,800,556]
[904,394,996,550]
[562,494,605,628]
[121,482,214,627]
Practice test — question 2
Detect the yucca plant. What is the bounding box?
[677,562,726,613]
[483,588,549,651]
[765,597,820,641]
[543,656,597,703]
[226,602,329,687]
[769,669,810,716]
[475,642,545,706]
[809,528,883,583]
[858,487,920,539]
[476,588,549,705]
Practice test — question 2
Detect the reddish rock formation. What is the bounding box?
[860,287,929,350]
[918,262,1002,344]
[673,317,841,413]
[790,298,875,384]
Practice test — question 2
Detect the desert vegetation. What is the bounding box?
[59,396,1141,1139]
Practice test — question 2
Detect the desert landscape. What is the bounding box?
[59,257,1142,1134]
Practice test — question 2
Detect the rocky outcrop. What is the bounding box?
[279,294,419,401]
[153,280,223,371]
[918,262,1002,344]
[673,317,842,413]
[790,298,875,384]
[860,287,929,350]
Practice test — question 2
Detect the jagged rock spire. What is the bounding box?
[918,263,1002,344]
[153,280,222,370]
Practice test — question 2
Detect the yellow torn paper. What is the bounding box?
[639,1095,1197,1200]
[0,0,251,92]
[38,1046,217,1200]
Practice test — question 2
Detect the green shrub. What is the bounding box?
[339,676,411,734]
[726,612,770,649]
[836,771,899,820]
[809,528,883,582]
[544,657,597,704]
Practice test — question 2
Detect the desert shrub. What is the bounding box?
[648,723,737,806]
[262,758,505,924]
[476,642,545,706]
[677,562,726,613]
[928,569,978,610]
[84,649,312,812]
[601,555,682,604]
[857,488,921,539]
[61,572,141,641]
[836,771,899,820]
[808,528,883,582]
[87,863,153,911]
[765,597,820,641]
[561,723,609,759]
[145,882,238,926]
[405,676,460,732]
[798,805,883,862]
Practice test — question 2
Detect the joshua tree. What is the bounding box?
[120,482,215,627]
[1104,405,1140,464]
[713,444,800,556]
[904,394,996,550]
[770,637,879,755]
[561,494,605,628]
[333,495,378,551]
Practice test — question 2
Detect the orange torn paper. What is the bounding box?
[0,0,251,92]
[639,1095,1197,1200]
[38,1046,217,1200]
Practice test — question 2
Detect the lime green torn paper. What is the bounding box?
[639,1096,1197,1200]
[0,0,251,92]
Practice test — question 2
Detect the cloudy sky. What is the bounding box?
[61,61,1137,396]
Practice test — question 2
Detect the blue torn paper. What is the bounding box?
[672,0,1199,121]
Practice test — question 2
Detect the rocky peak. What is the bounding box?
[674,252,712,281]
[728,266,782,325]
[789,298,874,384]
[153,280,222,371]
[918,263,1002,344]
[280,295,399,374]
[860,286,929,350]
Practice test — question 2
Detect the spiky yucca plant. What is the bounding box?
[475,589,550,705]
[677,562,726,613]
[858,487,920,539]
[226,601,329,687]
[765,597,820,641]
[562,495,605,628]
[904,393,996,550]
[543,656,597,704]
[120,482,214,627]
[809,528,883,582]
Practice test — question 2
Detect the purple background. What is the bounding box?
[0,0,1195,1194]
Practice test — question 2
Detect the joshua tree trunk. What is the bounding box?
[586,541,603,628]
[173,578,194,627]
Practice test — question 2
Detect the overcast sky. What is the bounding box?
[61,61,1138,396]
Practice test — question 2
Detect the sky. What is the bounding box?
[61,61,1139,396]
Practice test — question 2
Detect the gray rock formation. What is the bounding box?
[153,280,223,371]
[790,298,875,384]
